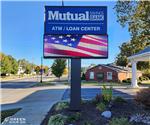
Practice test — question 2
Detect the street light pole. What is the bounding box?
[40,56,43,83]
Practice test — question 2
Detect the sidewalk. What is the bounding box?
[1,85,68,125]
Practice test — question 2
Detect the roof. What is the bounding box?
[133,46,150,56]
[128,46,150,61]
[87,64,133,73]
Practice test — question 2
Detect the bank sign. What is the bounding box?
[44,6,107,34]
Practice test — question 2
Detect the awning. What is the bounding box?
[128,46,150,61]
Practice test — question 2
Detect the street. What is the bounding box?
[1,75,68,88]
[1,76,42,89]
[0,77,68,125]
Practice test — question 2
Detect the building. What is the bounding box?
[85,64,142,82]
[128,46,150,88]
[17,66,25,75]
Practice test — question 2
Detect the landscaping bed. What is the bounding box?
[41,100,150,125]
[41,87,150,125]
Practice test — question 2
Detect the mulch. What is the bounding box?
[41,100,150,125]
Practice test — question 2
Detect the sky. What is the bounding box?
[1,0,131,67]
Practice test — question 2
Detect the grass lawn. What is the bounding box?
[81,81,130,86]
[1,108,21,123]
[32,80,150,87]
[32,81,55,87]
[0,74,36,81]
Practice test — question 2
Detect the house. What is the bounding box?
[85,64,142,82]
[17,66,25,75]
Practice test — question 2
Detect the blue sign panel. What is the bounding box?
[44,6,107,34]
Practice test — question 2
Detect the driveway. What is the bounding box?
[62,86,144,100]
[1,85,68,125]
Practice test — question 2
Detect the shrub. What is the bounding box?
[81,99,87,104]
[48,114,67,125]
[81,73,86,80]
[109,117,131,125]
[102,85,113,103]
[92,94,103,104]
[67,112,81,123]
[143,72,150,79]
[83,121,93,125]
[114,96,126,103]
[139,76,149,81]
[55,102,69,111]
[96,102,106,112]
[135,88,150,107]
[122,80,127,83]
[122,78,131,83]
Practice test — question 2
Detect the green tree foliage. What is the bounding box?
[0,53,47,75]
[81,73,86,80]
[51,59,66,79]
[44,66,49,74]
[0,53,19,75]
[25,64,32,74]
[116,54,128,66]
[114,1,150,69]
[0,53,12,75]
[7,55,18,74]
[35,66,40,74]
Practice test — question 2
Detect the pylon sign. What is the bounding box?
[44,6,107,34]
[44,6,108,58]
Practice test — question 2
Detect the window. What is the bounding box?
[96,72,104,81]
[89,72,94,79]
[107,72,112,80]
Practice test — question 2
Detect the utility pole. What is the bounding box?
[40,56,43,83]
[62,0,64,6]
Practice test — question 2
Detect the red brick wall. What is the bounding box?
[85,65,119,82]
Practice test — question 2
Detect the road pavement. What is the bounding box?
[1,77,147,125]
[0,76,68,125]
[62,86,148,100]
[1,83,68,125]
[1,75,67,88]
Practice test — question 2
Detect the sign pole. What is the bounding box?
[70,58,81,111]
[40,56,43,83]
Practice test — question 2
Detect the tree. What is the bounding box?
[35,66,40,74]
[81,73,86,80]
[63,68,68,75]
[114,1,150,69]
[116,54,128,67]
[51,59,66,79]
[0,53,11,75]
[25,64,32,74]
[44,66,49,74]
[7,55,18,74]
